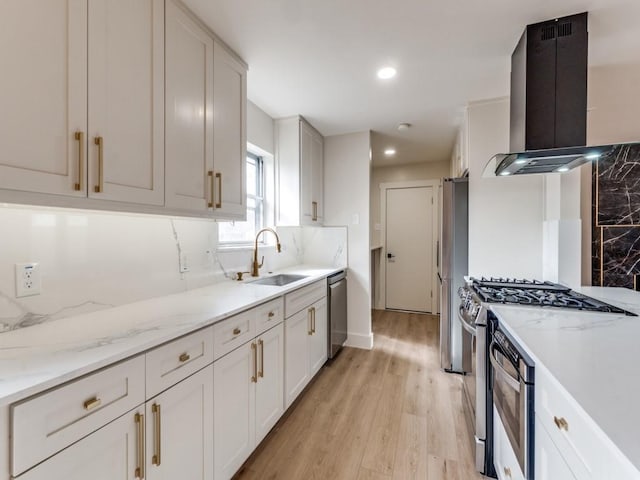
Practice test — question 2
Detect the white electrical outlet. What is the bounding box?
[180,252,190,273]
[15,263,42,297]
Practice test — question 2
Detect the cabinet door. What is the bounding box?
[311,131,324,223]
[308,297,328,377]
[146,366,213,480]
[213,41,247,219]
[165,0,214,213]
[255,323,284,444]
[535,416,577,480]
[88,0,164,205]
[20,408,142,480]
[0,0,87,197]
[214,342,256,480]
[299,120,314,224]
[284,308,312,408]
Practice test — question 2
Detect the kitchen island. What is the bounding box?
[490,286,640,478]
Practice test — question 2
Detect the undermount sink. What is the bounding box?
[249,274,308,286]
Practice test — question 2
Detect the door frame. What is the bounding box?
[379,179,440,313]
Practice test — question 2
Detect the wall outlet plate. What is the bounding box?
[15,263,42,297]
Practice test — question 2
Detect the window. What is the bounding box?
[218,152,265,244]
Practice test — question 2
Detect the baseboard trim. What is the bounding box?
[344,332,374,350]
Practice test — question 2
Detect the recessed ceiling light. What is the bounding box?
[377,67,397,79]
[384,148,396,156]
[397,123,411,131]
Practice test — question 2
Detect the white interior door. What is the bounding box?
[385,186,434,312]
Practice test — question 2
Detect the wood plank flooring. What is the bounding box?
[234,310,486,480]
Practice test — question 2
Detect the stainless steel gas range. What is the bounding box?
[457,277,636,479]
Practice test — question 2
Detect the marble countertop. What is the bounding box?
[490,286,640,473]
[0,265,343,407]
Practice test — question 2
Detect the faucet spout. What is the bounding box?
[252,228,282,277]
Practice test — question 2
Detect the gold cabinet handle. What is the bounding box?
[312,201,318,221]
[554,416,569,431]
[258,339,264,378]
[74,131,84,191]
[152,403,161,466]
[268,311,275,318]
[94,136,104,193]
[83,396,101,411]
[207,171,214,208]
[215,172,222,208]
[504,466,512,478]
[312,307,316,334]
[135,412,145,479]
[308,308,313,335]
[233,327,241,335]
[179,352,190,363]
[251,342,257,383]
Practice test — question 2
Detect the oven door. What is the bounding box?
[490,340,531,478]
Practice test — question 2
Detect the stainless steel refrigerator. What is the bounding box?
[438,177,471,373]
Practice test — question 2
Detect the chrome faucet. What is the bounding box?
[252,228,282,277]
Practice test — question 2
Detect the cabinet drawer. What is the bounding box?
[11,356,145,476]
[284,280,326,318]
[146,326,214,397]
[213,309,255,360]
[536,366,599,479]
[255,297,284,336]
[493,406,525,480]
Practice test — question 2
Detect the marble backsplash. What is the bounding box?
[0,205,347,332]
[592,143,640,289]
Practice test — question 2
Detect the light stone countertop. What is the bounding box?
[490,286,640,474]
[0,265,343,407]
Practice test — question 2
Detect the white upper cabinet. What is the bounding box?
[212,41,247,219]
[0,0,87,197]
[275,116,324,226]
[165,0,214,213]
[87,0,164,205]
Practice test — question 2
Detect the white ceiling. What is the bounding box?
[183,0,640,167]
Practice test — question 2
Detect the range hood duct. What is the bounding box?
[485,12,636,177]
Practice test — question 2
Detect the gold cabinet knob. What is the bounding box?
[83,396,101,411]
[178,353,190,363]
[268,311,275,318]
[233,327,241,335]
[554,416,569,431]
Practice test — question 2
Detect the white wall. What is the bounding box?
[370,161,450,247]
[324,132,372,349]
[247,100,274,154]
[468,98,544,279]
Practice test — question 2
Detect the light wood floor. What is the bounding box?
[234,310,486,480]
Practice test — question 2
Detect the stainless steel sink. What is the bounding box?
[249,274,308,286]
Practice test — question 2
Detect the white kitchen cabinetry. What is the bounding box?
[18,407,144,480]
[0,0,164,206]
[535,416,577,480]
[165,0,214,213]
[535,365,640,480]
[275,116,324,226]
[214,322,284,480]
[493,406,525,480]
[145,366,214,480]
[284,280,328,408]
[451,120,469,178]
[212,41,247,219]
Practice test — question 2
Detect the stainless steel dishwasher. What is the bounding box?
[327,270,347,359]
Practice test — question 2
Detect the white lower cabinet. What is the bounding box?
[493,406,525,480]
[214,322,284,480]
[19,407,143,480]
[145,366,213,480]
[284,296,328,408]
[535,415,577,480]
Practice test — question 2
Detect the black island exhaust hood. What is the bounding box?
[485,12,638,177]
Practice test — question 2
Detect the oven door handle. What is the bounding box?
[457,306,477,336]
[489,341,521,392]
